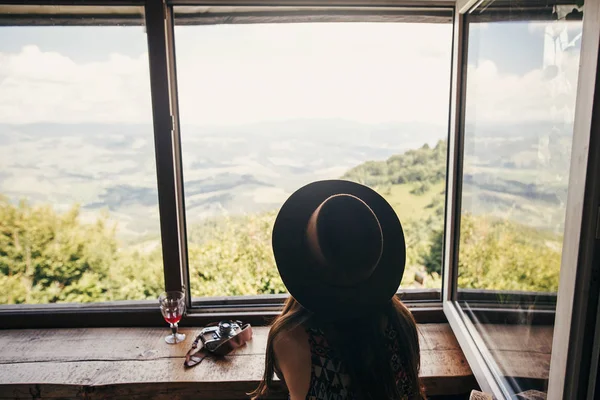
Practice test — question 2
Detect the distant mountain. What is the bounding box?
[0,120,446,237]
[343,140,447,187]
[345,127,571,233]
[0,119,571,237]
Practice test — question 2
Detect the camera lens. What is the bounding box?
[219,322,232,336]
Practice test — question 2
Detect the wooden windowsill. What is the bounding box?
[0,324,476,399]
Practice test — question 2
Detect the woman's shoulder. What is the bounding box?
[273,323,312,400]
[273,323,311,352]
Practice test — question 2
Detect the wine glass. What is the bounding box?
[159,291,186,344]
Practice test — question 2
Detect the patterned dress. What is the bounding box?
[303,324,414,400]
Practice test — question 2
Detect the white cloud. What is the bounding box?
[0,22,583,127]
[174,23,453,126]
[0,45,152,124]
[465,41,581,124]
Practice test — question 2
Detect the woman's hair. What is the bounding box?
[250,295,424,400]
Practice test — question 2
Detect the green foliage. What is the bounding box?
[457,214,561,292]
[410,182,430,196]
[0,138,565,304]
[422,228,444,275]
[0,195,163,304]
[343,140,447,187]
[0,194,286,304]
[343,142,448,288]
[347,138,563,293]
[187,212,285,297]
[420,213,562,292]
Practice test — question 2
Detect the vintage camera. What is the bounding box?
[199,320,243,352]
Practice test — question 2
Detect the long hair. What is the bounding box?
[250,295,424,399]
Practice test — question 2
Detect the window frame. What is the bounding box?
[0,0,453,329]
[546,0,600,397]
[167,2,455,312]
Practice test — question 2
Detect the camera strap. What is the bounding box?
[184,323,253,368]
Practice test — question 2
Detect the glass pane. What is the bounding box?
[0,7,164,304]
[457,2,583,397]
[173,8,453,299]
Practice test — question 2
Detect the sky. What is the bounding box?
[0,18,583,127]
[466,21,582,126]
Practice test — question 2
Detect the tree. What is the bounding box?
[187,212,285,297]
[0,197,117,303]
[456,214,561,292]
[422,229,443,275]
[0,196,164,304]
[343,140,447,187]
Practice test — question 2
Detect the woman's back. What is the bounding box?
[274,317,417,400]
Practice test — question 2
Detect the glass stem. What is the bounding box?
[171,323,177,342]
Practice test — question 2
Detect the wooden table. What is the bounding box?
[0,324,475,399]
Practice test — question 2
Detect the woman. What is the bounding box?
[252,180,424,400]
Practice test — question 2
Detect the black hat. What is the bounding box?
[272,180,406,319]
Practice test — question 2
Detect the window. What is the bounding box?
[444,1,588,398]
[0,6,164,305]
[2,4,600,397]
[173,7,453,299]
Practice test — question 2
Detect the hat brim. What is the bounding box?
[272,180,406,319]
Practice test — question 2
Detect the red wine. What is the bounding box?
[164,314,181,324]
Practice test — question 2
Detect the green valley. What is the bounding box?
[0,138,566,304]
